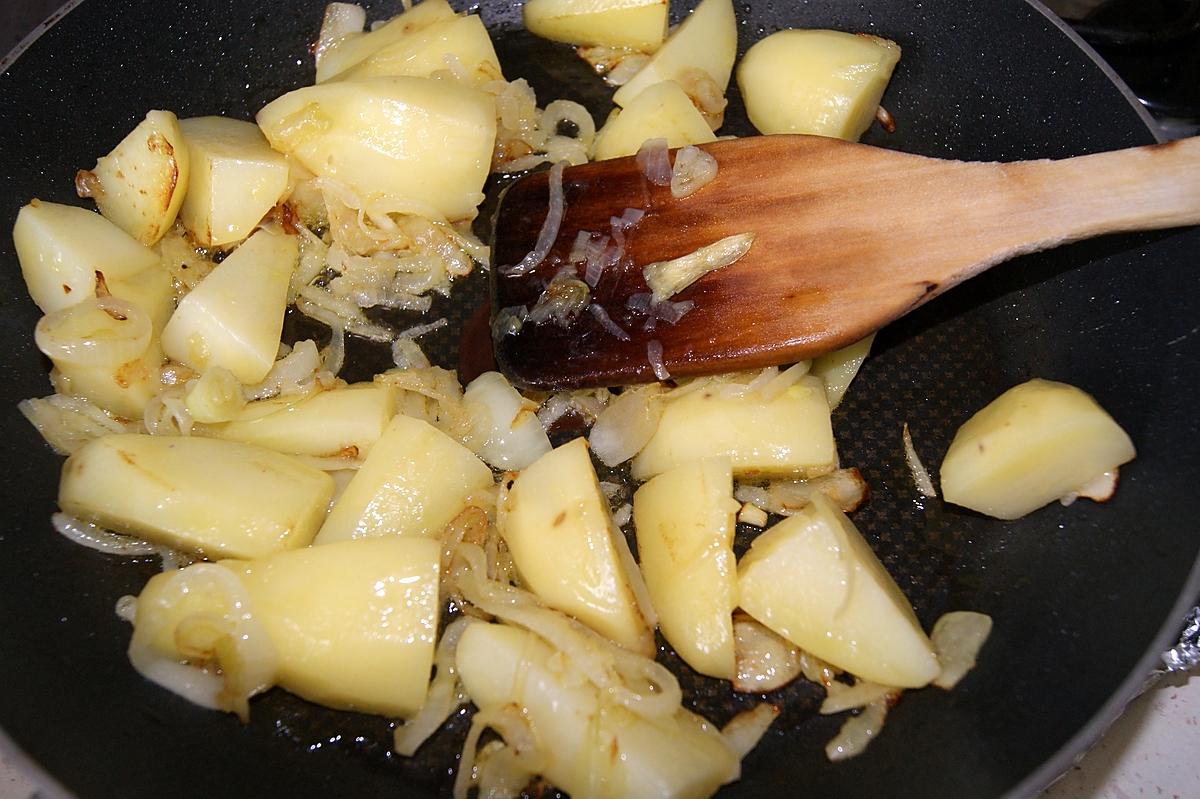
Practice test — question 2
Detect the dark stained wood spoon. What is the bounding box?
[489,134,1200,390]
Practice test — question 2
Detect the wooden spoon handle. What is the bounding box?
[937,138,1200,287]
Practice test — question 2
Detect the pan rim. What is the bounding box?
[0,1,1190,798]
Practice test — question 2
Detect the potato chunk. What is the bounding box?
[940,379,1136,519]
[523,0,668,51]
[631,375,837,481]
[59,434,334,559]
[633,457,739,679]
[737,30,901,141]
[315,0,456,83]
[160,228,297,384]
[13,200,159,314]
[337,15,503,85]
[178,116,290,247]
[592,80,717,160]
[78,110,190,246]
[314,414,494,544]
[500,438,654,655]
[234,537,441,717]
[611,0,737,108]
[457,622,738,798]
[256,77,496,222]
[737,493,939,688]
[207,383,397,461]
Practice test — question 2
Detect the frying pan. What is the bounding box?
[0,0,1197,796]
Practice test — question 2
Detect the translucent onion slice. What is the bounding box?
[734,468,869,516]
[647,339,669,381]
[825,697,889,762]
[51,512,158,557]
[902,422,937,498]
[931,611,993,690]
[394,616,477,756]
[588,384,664,467]
[453,703,544,799]
[635,138,672,186]
[732,614,803,693]
[721,703,780,761]
[670,145,719,199]
[643,232,755,303]
[588,303,631,341]
[820,679,899,715]
[509,161,566,276]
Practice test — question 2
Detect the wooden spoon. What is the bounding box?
[489,135,1200,390]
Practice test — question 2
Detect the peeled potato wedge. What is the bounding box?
[633,457,739,679]
[737,30,901,141]
[611,0,737,108]
[336,14,503,85]
[592,80,717,160]
[940,379,1136,519]
[737,493,940,688]
[59,434,334,559]
[631,375,837,481]
[257,77,496,222]
[161,228,298,384]
[13,200,160,314]
[500,438,655,655]
[523,0,668,51]
[314,413,494,544]
[77,110,190,246]
[315,0,456,82]
[178,116,290,248]
[233,536,441,717]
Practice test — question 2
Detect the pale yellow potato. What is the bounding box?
[315,0,456,83]
[940,379,1136,519]
[185,367,247,424]
[315,413,493,544]
[160,228,298,384]
[633,457,739,679]
[592,80,717,160]
[178,116,290,248]
[811,334,875,410]
[631,375,837,481]
[737,493,940,688]
[337,15,503,85]
[208,383,398,461]
[523,0,667,51]
[612,0,737,108]
[233,537,441,717]
[59,434,334,559]
[80,110,190,246]
[13,200,160,314]
[34,297,162,419]
[500,438,654,655]
[256,77,496,222]
[458,622,738,799]
[108,266,175,334]
[737,30,901,140]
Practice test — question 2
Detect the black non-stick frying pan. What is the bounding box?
[1,1,1198,796]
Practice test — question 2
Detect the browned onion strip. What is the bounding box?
[734,468,869,516]
[825,697,889,761]
[732,614,803,693]
[721,703,780,761]
[902,423,937,497]
[931,611,993,690]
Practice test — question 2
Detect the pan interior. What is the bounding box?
[0,1,1197,797]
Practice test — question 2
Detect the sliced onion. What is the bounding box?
[635,138,672,186]
[820,679,898,715]
[825,697,888,762]
[902,423,937,498]
[453,703,544,799]
[643,232,755,302]
[732,614,803,693]
[931,611,993,690]
[647,340,669,381]
[508,161,566,276]
[588,384,664,467]
[588,303,631,341]
[394,616,477,756]
[448,543,680,719]
[462,372,552,470]
[540,99,596,148]
[527,274,591,327]
[758,361,812,402]
[670,145,719,199]
[721,703,779,760]
[734,468,869,516]
[1061,469,1119,506]
[51,512,158,557]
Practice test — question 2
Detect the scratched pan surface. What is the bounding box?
[0,0,1198,796]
